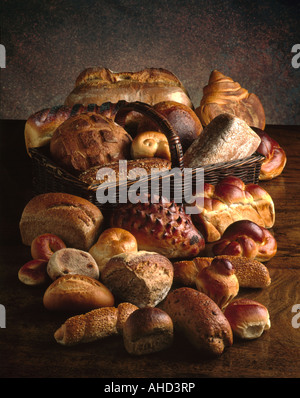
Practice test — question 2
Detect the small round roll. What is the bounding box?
[130,131,171,161]
[123,307,173,355]
[224,298,271,339]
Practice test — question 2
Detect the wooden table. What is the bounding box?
[0,121,299,379]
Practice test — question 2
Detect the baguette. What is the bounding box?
[54,302,138,346]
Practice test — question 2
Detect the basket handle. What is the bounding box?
[114,100,184,170]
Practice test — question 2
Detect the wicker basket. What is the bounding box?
[28,101,265,209]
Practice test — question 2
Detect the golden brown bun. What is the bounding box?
[47,248,100,281]
[54,302,138,346]
[78,157,171,187]
[19,192,104,251]
[253,127,287,180]
[50,112,132,174]
[173,255,271,289]
[101,251,174,308]
[212,220,277,262]
[136,101,203,152]
[43,274,114,313]
[191,176,275,242]
[110,198,205,259]
[131,131,171,161]
[224,298,271,339]
[123,307,174,355]
[196,70,265,129]
[89,228,138,272]
[183,113,261,168]
[18,259,49,286]
[65,68,193,109]
[160,287,233,356]
[195,257,239,310]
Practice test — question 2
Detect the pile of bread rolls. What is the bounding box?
[17,67,287,357]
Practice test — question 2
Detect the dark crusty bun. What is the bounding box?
[64,67,193,109]
[101,251,174,308]
[224,298,271,339]
[191,176,275,242]
[110,197,205,259]
[136,100,203,152]
[253,127,287,181]
[50,112,132,173]
[212,220,277,262]
[43,274,114,313]
[183,113,261,168]
[195,257,239,310]
[19,192,104,251]
[160,287,233,356]
[195,70,265,129]
[123,307,174,355]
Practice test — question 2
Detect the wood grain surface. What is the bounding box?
[0,121,299,379]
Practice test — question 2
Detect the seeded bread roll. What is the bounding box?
[19,192,104,251]
[101,251,174,308]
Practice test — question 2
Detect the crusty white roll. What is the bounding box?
[101,251,174,308]
[130,131,171,161]
[43,274,114,313]
[195,257,239,310]
[47,248,99,281]
[123,307,174,355]
[89,228,138,272]
[19,192,104,251]
[160,287,233,356]
[224,298,271,339]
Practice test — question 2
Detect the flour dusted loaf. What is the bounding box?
[183,113,261,168]
[65,68,193,109]
[191,176,275,242]
[101,251,174,308]
[19,192,104,251]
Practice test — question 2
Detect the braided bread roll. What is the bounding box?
[196,70,265,129]
[54,302,138,346]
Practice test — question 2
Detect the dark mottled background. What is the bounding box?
[0,0,299,124]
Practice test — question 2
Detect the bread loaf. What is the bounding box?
[65,68,193,109]
[183,113,261,168]
[19,192,104,251]
[54,302,138,346]
[173,255,271,289]
[101,251,174,308]
[195,70,265,129]
[212,220,277,262]
[50,112,132,174]
[43,274,114,313]
[160,287,233,356]
[123,307,174,355]
[110,198,205,259]
[191,176,275,242]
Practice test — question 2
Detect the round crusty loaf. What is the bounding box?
[101,251,174,308]
[43,274,114,313]
[160,287,233,356]
[123,307,174,355]
[50,112,132,173]
[47,248,100,281]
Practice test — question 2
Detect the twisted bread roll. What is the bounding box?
[160,287,233,356]
[54,302,138,346]
[173,255,271,289]
[196,70,265,129]
[212,220,277,262]
[253,127,287,180]
[191,176,275,242]
[64,68,193,109]
[195,258,239,310]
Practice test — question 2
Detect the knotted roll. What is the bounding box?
[196,70,265,129]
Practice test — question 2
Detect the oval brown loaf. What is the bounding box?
[43,274,114,313]
[160,287,233,356]
[19,192,104,251]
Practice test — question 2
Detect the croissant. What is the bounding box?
[196,70,265,129]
